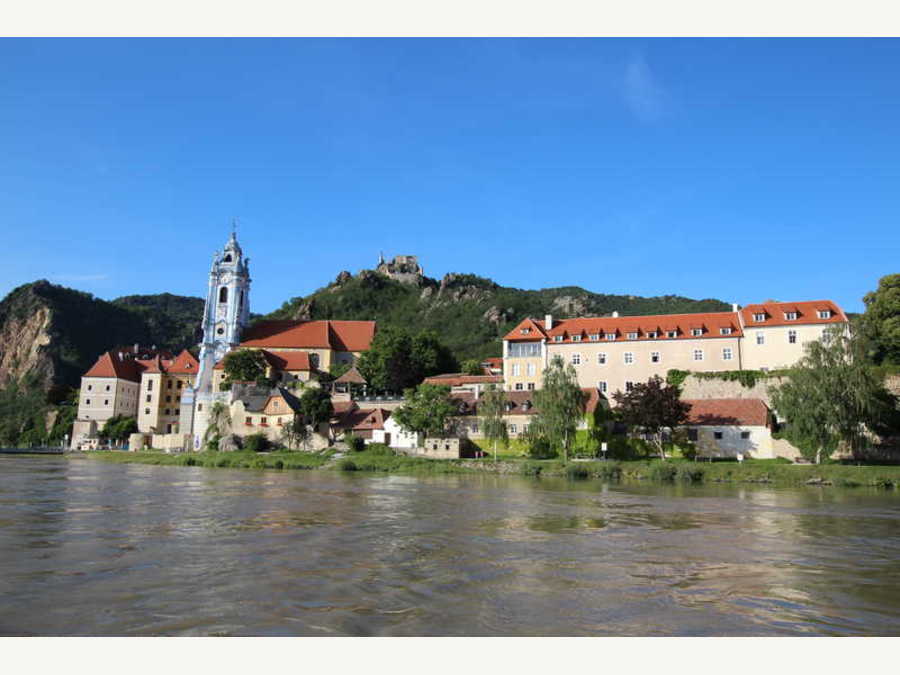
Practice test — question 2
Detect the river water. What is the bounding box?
[1,455,899,636]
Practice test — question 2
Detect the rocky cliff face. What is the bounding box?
[0,281,203,400]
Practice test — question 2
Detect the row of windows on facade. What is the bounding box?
[751,310,831,322]
[514,325,815,347]
[146,380,186,391]
[511,346,734,373]
[245,416,288,427]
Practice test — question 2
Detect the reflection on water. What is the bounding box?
[1,456,899,636]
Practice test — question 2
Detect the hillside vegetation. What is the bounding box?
[267,269,731,361]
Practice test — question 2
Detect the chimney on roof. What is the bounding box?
[732,303,739,313]
[544,314,552,330]
[612,311,619,318]
[134,343,139,353]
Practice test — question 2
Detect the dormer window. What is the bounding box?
[605,333,616,341]
[522,400,532,411]
[752,313,766,322]
[554,335,563,343]
[520,328,531,335]
[691,328,703,337]
[785,312,797,321]
[589,333,599,341]
[667,330,677,338]
[572,335,581,342]
[720,327,732,335]
[818,309,831,319]
[647,331,657,339]
[626,332,638,340]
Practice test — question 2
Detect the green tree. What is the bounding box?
[357,327,457,392]
[100,415,138,445]
[280,415,310,450]
[222,349,268,387]
[770,324,897,463]
[478,384,508,460]
[461,359,483,376]
[203,400,231,449]
[298,387,334,435]
[860,273,900,366]
[532,355,584,463]
[393,384,455,438]
[611,376,691,459]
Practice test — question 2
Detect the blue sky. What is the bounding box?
[1,38,897,314]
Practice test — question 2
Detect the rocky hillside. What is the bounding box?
[0,281,203,400]
[266,268,731,361]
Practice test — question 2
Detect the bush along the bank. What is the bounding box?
[243,433,271,453]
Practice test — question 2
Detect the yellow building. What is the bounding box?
[136,350,200,434]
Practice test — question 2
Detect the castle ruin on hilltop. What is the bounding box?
[376,253,424,285]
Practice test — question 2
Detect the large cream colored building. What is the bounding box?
[503,300,847,398]
[71,346,198,448]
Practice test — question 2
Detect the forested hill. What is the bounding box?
[265,269,731,361]
[0,281,203,398]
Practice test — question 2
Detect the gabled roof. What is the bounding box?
[335,407,391,431]
[504,317,549,342]
[740,300,846,328]
[683,398,770,427]
[240,319,376,351]
[334,365,367,384]
[83,351,143,382]
[166,349,200,375]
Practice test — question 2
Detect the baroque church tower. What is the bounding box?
[181,230,251,449]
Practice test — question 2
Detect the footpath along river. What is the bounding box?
[1,455,899,636]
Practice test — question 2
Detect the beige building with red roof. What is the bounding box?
[71,345,199,448]
[502,300,847,399]
[682,398,777,459]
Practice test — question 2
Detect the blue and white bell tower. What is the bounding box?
[195,230,252,392]
[181,228,251,449]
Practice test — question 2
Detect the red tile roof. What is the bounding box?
[261,350,312,372]
[335,407,391,432]
[740,300,847,328]
[422,373,504,387]
[505,317,549,342]
[83,352,143,382]
[166,349,200,375]
[683,399,770,427]
[536,312,741,343]
[240,319,376,351]
[334,366,367,384]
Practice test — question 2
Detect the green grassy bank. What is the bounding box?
[79,449,900,489]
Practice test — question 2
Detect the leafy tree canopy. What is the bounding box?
[478,384,508,460]
[393,384,455,437]
[356,327,457,392]
[298,387,334,429]
[99,415,138,443]
[222,349,268,386]
[461,359,483,376]
[531,355,585,463]
[770,325,897,463]
[860,273,900,366]
[612,375,691,459]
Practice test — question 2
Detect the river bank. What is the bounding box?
[77,450,900,489]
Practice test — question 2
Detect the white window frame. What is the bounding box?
[720,327,732,335]
[650,351,661,363]
[788,330,797,344]
[624,352,634,365]
[554,335,563,342]
[753,313,766,322]
[785,312,797,321]
[571,353,581,365]
[626,332,638,340]
[756,332,765,345]
[512,364,520,376]
[598,353,607,365]
[647,331,658,339]
[722,347,733,361]
[572,335,581,342]
[625,381,634,392]
[526,363,536,376]
[605,333,616,341]
[691,328,702,337]
[693,349,704,361]
[818,310,831,319]
[598,381,607,393]
[667,330,677,338]
[589,333,600,341]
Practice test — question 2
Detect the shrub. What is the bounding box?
[676,465,705,483]
[521,462,543,476]
[345,434,366,452]
[365,443,395,456]
[526,437,558,460]
[338,458,358,472]
[648,462,677,482]
[566,464,591,480]
[244,433,270,453]
[183,456,197,466]
[273,459,284,470]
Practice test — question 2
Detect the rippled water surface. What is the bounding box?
[1,455,899,636]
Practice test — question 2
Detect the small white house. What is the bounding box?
[374,415,423,449]
[682,398,775,459]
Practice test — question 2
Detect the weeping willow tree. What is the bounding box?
[532,355,585,463]
[203,401,232,450]
[770,324,897,463]
[479,384,508,461]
